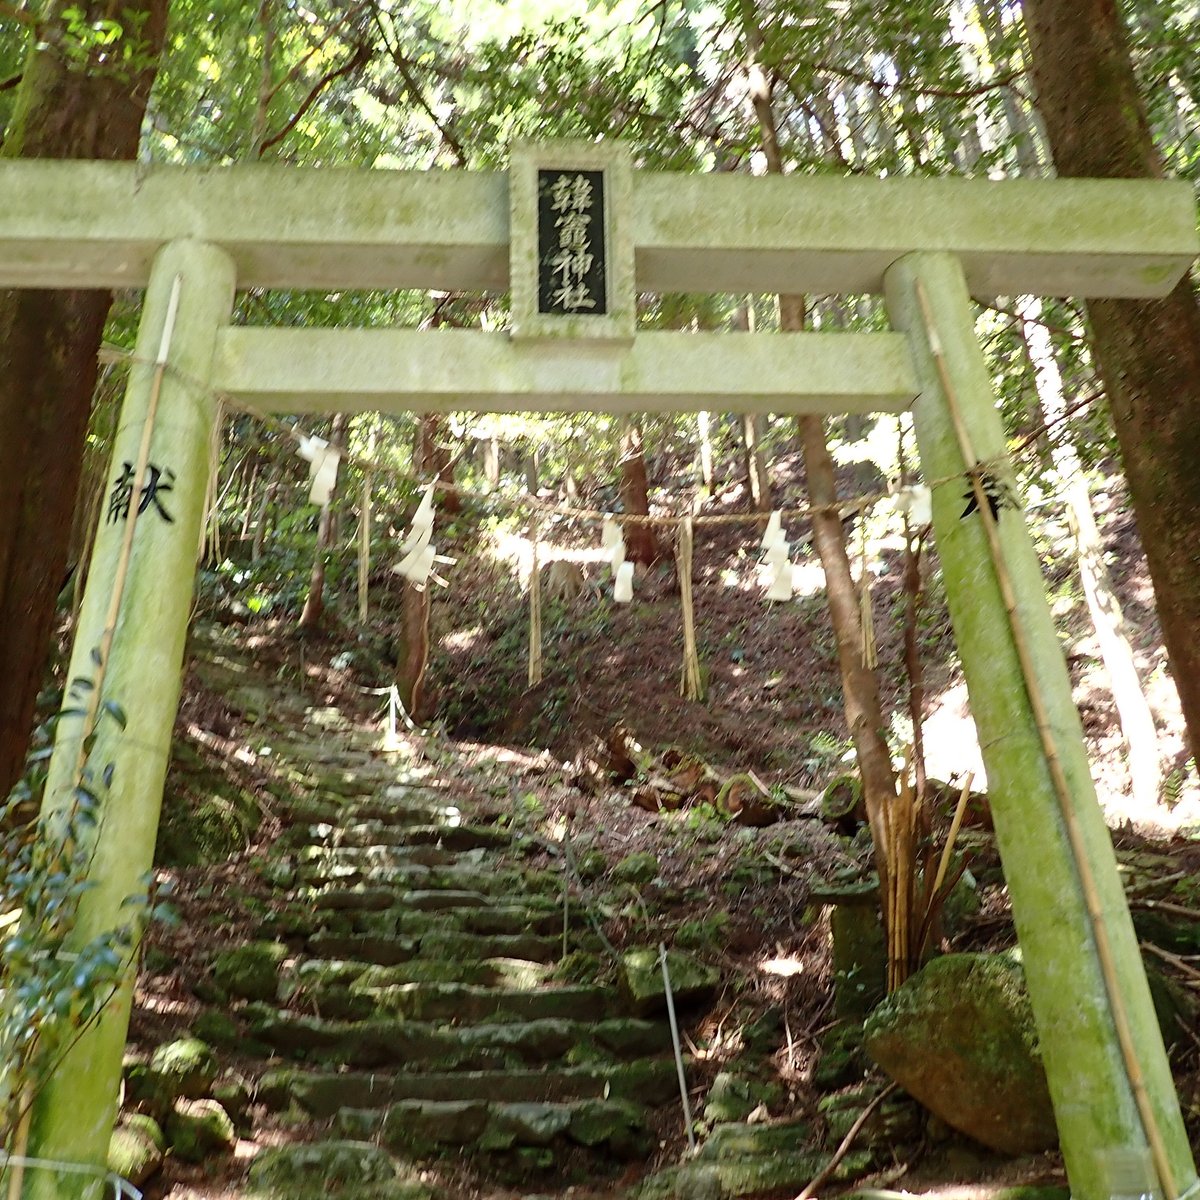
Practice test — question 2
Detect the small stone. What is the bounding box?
[612,851,659,885]
[165,1098,236,1163]
[192,1009,240,1047]
[150,1037,218,1100]
[123,1062,174,1116]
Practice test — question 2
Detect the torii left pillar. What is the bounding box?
[20,239,234,1200]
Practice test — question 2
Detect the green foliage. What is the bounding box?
[0,689,149,1145]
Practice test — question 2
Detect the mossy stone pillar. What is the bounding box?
[884,251,1196,1200]
[22,239,235,1199]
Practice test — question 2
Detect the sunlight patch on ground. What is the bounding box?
[491,529,611,585]
[442,625,484,652]
[758,954,805,977]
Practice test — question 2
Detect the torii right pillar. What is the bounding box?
[885,251,1197,1200]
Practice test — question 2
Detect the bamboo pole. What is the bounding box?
[677,516,704,700]
[527,517,543,687]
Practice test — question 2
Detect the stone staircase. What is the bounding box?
[199,721,682,1193]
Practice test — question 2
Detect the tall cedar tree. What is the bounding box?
[1023,0,1200,764]
[0,0,169,799]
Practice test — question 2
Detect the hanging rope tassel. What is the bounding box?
[678,516,704,700]
[528,517,543,687]
[858,506,877,669]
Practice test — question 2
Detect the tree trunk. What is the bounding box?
[618,418,660,565]
[741,2,894,887]
[1017,297,1162,817]
[395,582,431,719]
[1023,0,1200,765]
[297,414,345,632]
[415,412,460,513]
[0,0,168,800]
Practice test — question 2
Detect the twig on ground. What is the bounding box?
[794,1081,897,1200]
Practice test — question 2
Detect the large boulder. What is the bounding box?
[862,951,1056,1154]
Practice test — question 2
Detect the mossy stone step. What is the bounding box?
[306,932,419,966]
[307,927,574,965]
[291,822,515,852]
[356,981,612,1023]
[295,843,464,869]
[299,904,569,941]
[283,956,555,1000]
[285,795,459,829]
[277,974,605,1024]
[308,886,556,916]
[262,1058,679,1117]
[296,861,560,897]
[337,1097,650,1156]
[250,1011,662,1069]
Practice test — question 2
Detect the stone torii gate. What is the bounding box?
[2,142,1197,1200]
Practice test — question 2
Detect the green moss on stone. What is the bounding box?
[165,1098,236,1163]
[150,1037,218,1100]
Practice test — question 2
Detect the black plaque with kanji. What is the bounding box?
[536,168,607,316]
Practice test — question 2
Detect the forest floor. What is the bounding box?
[128,455,1200,1199]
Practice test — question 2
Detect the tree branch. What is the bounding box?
[0,72,22,92]
[373,9,467,166]
[258,41,371,157]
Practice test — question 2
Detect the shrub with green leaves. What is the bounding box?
[0,679,149,1147]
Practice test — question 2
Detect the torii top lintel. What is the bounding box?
[0,147,1194,299]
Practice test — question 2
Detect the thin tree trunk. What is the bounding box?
[741,1,895,888]
[297,413,346,632]
[618,417,660,565]
[1023,0,1200,764]
[250,464,281,562]
[697,411,715,492]
[732,299,773,511]
[1017,297,1162,815]
[0,0,169,800]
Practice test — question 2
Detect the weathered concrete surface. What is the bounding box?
[0,160,1193,297]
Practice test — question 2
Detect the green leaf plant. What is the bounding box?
[0,676,147,1151]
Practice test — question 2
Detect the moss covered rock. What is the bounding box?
[247,1140,427,1199]
[108,1114,164,1186]
[212,941,288,1002]
[150,1037,218,1100]
[862,951,1056,1154]
[165,1098,236,1163]
[157,740,261,867]
[620,947,718,1016]
[613,852,659,885]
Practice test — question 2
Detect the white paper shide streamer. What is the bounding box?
[297,434,341,506]
[760,509,793,601]
[602,515,634,603]
[392,484,453,589]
